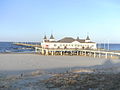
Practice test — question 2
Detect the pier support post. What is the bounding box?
[52,51,54,56]
[105,53,108,59]
[80,51,82,55]
[45,50,48,56]
[35,47,38,53]
[99,52,101,58]
[61,51,63,55]
[41,49,44,55]
[94,52,96,58]
[82,51,84,55]
[77,51,79,55]
[111,54,113,58]
[71,51,72,56]
[89,52,92,56]
[85,51,87,56]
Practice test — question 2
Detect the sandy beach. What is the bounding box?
[0,54,120,90]
[0,54,120,75]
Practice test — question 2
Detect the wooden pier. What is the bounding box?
[14,43,41,48]
[14,43,120,59]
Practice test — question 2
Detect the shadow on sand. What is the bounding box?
[1,59,120,76]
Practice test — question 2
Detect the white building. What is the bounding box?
[41,34,97,49]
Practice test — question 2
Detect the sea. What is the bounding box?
[97,43,120,51]
[0,42,40,53]
[0,42,120,53]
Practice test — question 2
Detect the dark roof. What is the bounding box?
[44,35,47,39]
[58,37,87,43]
[50,34,54,39]
[77,39,86,43]
[86,36,90,40]
[58,37,75,43]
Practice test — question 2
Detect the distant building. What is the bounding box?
[41,34,97,49]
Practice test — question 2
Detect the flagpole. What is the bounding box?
[108,40,109,51]
[104,41,106,50]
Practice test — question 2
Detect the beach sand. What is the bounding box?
[0,54,120,90]
[0,54,120,75]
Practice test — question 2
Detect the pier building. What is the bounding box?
[41,34,97,49]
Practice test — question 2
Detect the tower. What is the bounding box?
[85,36,91,42]
[43,35,47,42]
[49,34,55,42]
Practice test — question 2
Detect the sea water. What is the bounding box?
[0,42,40,53]
[97,43,120,51]
[0,42,120,53]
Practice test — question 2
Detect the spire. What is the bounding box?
[43,35,48,42]
[44,35,47,39]
[50,34,54,39]
[86,36,90,40]
[85,35,91,42]
[76,36,79,40]
[49,34,55,42]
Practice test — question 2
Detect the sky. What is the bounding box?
[0,0,120,43]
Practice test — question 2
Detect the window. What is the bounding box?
[54,44,57,46]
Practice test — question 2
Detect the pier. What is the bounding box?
[14,43,120,59]
[35,48,120,59]
[14,42,41,48]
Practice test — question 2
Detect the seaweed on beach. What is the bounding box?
[43,72,120,90]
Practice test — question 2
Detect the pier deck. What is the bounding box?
[14,43,41,48]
